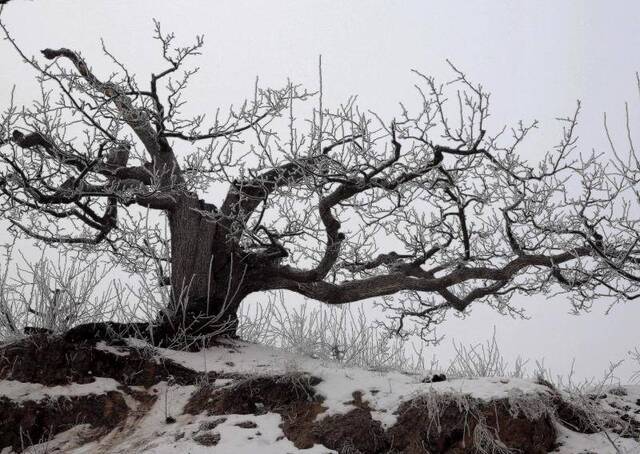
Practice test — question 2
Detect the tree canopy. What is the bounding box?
[1,20,639,343]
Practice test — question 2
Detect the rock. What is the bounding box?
[422,373,447,383]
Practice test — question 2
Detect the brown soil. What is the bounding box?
[313,407,389,453]
[183,377,560,453]
[184,373,322,416]
[281,400,327,449]
[387,395,468,453]
[0,391,129,453]
[387,395,556,454]
[187,381,553,453]
[184,373,329,448]
[0,334,208,387]
[346,390,373,411]
[0,334,201,452]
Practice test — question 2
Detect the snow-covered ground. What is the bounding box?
[1,339,639,453]
[156,339,548,426]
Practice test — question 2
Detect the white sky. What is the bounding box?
[0,0,639,380]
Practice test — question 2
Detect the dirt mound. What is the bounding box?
[0,334,206,387]
[387,394,556,454]
[183,378,557,453]
[313,407,389,453]
[0,334,205,452]
[184,373,322,416]
[0,391,128,453]
[184,372,331,449]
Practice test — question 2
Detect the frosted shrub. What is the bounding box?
[0,243,118,340]
[446,328,528,378]
[238,294,428,373]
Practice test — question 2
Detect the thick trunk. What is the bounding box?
[156,195,249,345]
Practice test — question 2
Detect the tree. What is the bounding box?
[1,21,639,346]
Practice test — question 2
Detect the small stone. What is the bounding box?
[235,421,258,429]
[193,432,220,446]
[422,373,447,383]
[199,417,226,431]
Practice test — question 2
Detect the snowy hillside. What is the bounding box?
[0,335,639,453]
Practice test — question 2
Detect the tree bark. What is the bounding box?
[156,194,249,344]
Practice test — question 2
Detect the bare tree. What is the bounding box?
[0,20,638,346]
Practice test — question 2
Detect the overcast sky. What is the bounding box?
[1,0,639,380]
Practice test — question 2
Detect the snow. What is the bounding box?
[2,339,639,453]
[552,424,640,454]
[135,413,335,454]
[20,379,335,454]
[157,339,550,427]
[0,377,121,402]
[95,341,131,356]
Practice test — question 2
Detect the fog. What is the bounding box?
[0,0,639,380]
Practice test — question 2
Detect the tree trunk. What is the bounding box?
[156,195,249,345]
